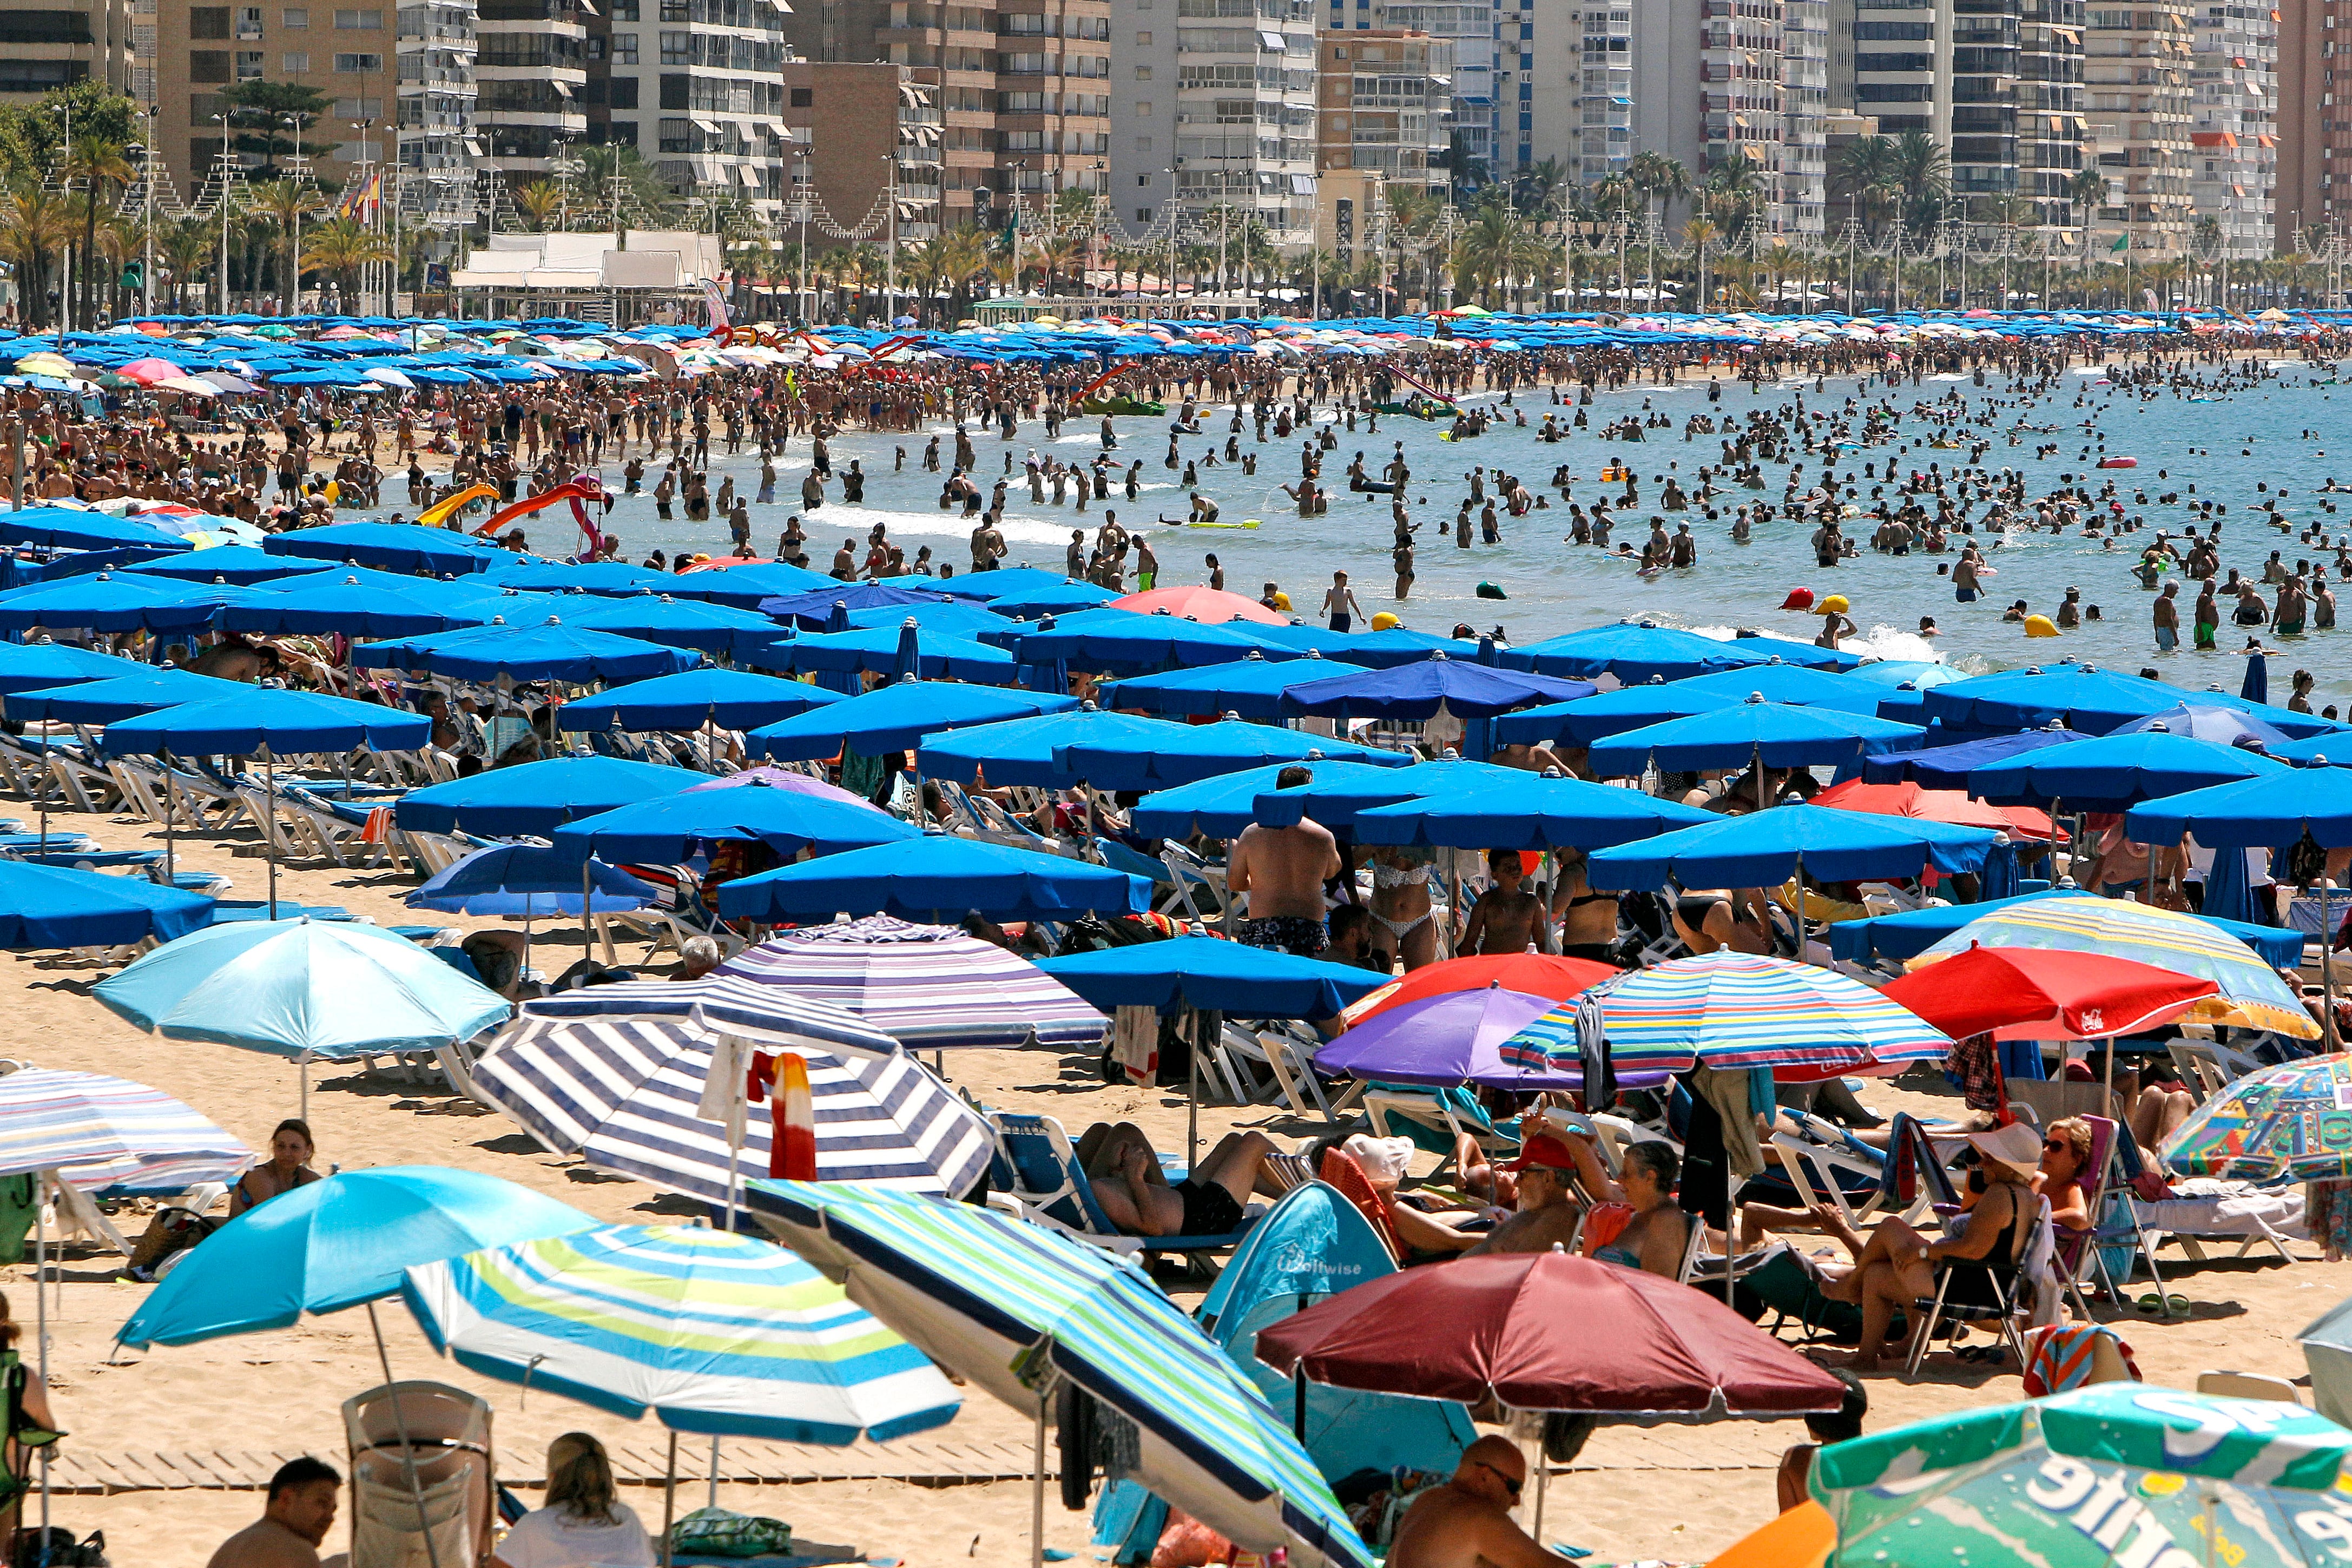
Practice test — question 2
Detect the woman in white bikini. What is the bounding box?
[1367,846,1439,972]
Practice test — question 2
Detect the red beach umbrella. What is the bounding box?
[1876,943,2218,1041]
[1813,777,2058,841]
[1254,1250,1847,1416]
[1340,952,1618,1030]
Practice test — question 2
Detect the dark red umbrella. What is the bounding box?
[1877,942,2219,1042]
[1252,1250,1847,1415]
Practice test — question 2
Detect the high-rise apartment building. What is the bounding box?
[577,0,789,206]
[778,58,943,239]
[1109,0,1317,241]
[471,0,585,190]
[1326,0,1491,192]
[154,0,451,213]
[1783,0,1828,231]
[2084,0,2193,254]
[2188,0,2275,254]
[0,1,135,101]
[2274,0,2323,247]
[783,0,1109,231]
[1563,2,1631,188]
[1315,28,1450,192]
[2016,0,2084,229]
[1699,0,1786,225]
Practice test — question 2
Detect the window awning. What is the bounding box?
[1259,28,1284,48]
[737,162,761,186]
[1289,172,1313,193]
[551,76,573,95]
[693,117,721,133]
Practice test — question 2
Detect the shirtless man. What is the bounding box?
[1389,1437,1572,1568]
[206,1457,345,1568]
[1462,1134,1592,1256]
[1226,765,1342,956]
[186,638,281,682]
[1462,848,1556,956]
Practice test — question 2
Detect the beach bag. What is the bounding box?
[0,1175,32,1267]
[1735,1244,1869,1345]
[666,1507,789,1560]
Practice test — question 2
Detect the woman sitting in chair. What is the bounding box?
[2038,1117,2096,1236]
[1810,1122,2041,1371]
[1581,1142,1696,1279]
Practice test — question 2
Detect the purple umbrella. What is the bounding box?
[684,766,874,811]
[1314,984,1580,1090]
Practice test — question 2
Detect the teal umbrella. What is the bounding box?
[1813,1382,2352,1568]
[94,919,511,1116]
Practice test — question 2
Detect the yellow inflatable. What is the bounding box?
[1371,611,1401,631]
[2024,614,2060,638]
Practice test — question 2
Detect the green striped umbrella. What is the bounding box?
[401,1224,959,1444]
[1812,1383,2352,1568]
[748,1181,1373,1568]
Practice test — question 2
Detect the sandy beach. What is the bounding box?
[5,799,2347,1568]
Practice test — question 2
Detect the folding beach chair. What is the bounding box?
[2195,1370,2301,1403]
[2110,1117,2300,1268]
[343,1381,497,1568]
[45,748,124,814]
[988,1111,1261,1266]
[1905,1197,2052,1376]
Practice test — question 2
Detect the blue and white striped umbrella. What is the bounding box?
[0,1068,253,1194]
[470,1005,993,1209]
[717,917,1105,1050]
[749,1182,1374,1568]
[402,1223,960,1444]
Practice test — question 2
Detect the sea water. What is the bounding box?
[372,357,2352,704]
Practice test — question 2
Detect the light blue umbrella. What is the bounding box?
[753,623,1017,683]
[556,593,789,661]
[757,583,955,629]
[1850,658,1971,723]
[401,1224,961,1442]
[554,669,843,733]
[0,861,214,949]
[1101,651,1374,720]
[1923,664,2341,737]
[1055,719,1413,790]
[115,1166,597,1348]
[548,782,919,866]
[1352,773,1717,850]
[981,582,1121,620]
[214,571,485,637]
[918,706,1193,787]
[1588,697,1924,776]
[1497,664,1884,749]
[1036,937,1388,1019]
[95,919,513,1114]
[0,640,136,696]
[121,545,334,586]
[2110,703,2298,748]
[493,560,676,595]
[1003,608,1293,674]
[264,522,504,575]
[0,571,264,634]
[98,687,432,759]
[0,506,194,554]
[1858,724,2094,787]
[0,668,232,723]
[746,679,1077,762]
[352,617,704,683]
[1279,656,1596,721]
[395,756,706,836]
[1586,803,1999,891]
[1501,620,1769,682]
[1130,759,1441,838]
[717,832,1152,923]
[1968,729,2287,810]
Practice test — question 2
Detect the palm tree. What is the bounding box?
[1626,151,1687,303]
[1512,156,1566,216]
[1458,192,1522,306]
[64,137,132,328]
[577,143,675,232]
[246,179,320,306]
[2069,167,2111,305]
[299,214,394,304]
[1833,136,1900,236]
[513,180,563,232]
[936,223,991,320]
[0,181,69,326]
[158,214,215,313]
[1684,216,1719,312]
[1702,153,1767,244]
[1889,130,1949,235]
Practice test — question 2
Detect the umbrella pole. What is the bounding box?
[1187,1007,1200,1173]
[300,1056,309,1123]
[365,1302,447,1568]
[661,1432,679,1568]
[1031,1385,1047,1568]
[265,749,279,921]
[1292,1365,1306,1443]
[707,1437,720,1512]
[34,1172,48,1545]
[2324,880,2340,1050]
[162,742,174,882]
[1531,1428,1549,1545]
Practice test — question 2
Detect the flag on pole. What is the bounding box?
[2110,231,2130,254]
[704,276,732,330]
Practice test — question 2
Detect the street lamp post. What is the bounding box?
[50,101,71,328]
[882,150,897,326]
[1005,158,1026,299]
[282,114,305,312]
[215,111,234,315]
[794,146,812,324]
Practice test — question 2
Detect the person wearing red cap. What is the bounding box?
[1460,1131,1600,1257]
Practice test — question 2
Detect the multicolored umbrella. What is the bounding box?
[401,1224,960,1444]
[747,1181,1374,1568]
[1811,1383,2352,1568]
[1910,896,2319,1039]
[1500,951,1951,1089]
[0,1068,251,1195]
[717,917,1105,1050]
[470,1010,994,1207]
[2163,1053,2352,1180]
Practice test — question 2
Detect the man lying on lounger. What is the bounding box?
[1077,1122,1281,1238]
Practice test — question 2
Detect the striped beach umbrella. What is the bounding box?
[1499,952,1950,1089]
[717,917,1105,1050]
[401,1224,960,1444]
[469,1012,994,1210]
[0,1068,252,1194]
[1909,895,2318,1039]
[748,1182,1376,1568]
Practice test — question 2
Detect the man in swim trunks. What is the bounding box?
[1462,848,1556,956]
[1228,765,1342,957]
[1076,1121,1279,1238]
[2153,581,2179,651]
